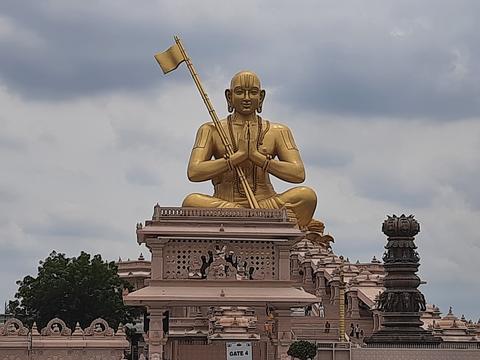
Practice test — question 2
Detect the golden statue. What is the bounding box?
[155,37,325,232]
[183,71,318,229]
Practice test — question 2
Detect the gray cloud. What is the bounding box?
[125,165,161,187]
[353,173,436,208]
[303,145,354,169]
[0,133,28,152]
[1,1,480,119]
[22,215,123,239]
[0,186,19,204]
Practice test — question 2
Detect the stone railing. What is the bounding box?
[0,317,128,359]
[364,342,480,349]
[150,206,288,222]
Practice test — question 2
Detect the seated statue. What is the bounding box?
[183,71,321,230]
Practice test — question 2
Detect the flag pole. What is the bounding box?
[173,36,259,209]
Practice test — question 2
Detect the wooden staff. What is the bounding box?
[173,36,259,209]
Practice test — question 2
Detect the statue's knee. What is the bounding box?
[182,193,205,207]
[296,186,317,206]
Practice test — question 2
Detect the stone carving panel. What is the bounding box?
[0,318,28,336]
[41,318,72,336]
[84,318,115,336]
[164,240,277,280]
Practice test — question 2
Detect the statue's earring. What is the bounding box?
[257,89,266,113]
[225,89,233,113]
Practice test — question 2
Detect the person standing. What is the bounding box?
[318,301,325,318]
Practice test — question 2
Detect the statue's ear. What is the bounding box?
[258,89,266,113]
[225,89,233,113]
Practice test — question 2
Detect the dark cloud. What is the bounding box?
[1,1,480,120]
[353,173,435,208]
[281,43,480,120]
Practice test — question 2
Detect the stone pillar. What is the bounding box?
[346,293,352,316]
[147,239,169,280]
[330,280,339,304]
[302,260,313,286]
[365,215,442,345]
[274,309,292,360]
[372,311,380,331]
[278,244,291,280]
[315,271,327,297]
[147,308,166,360]
[349,290,360,319]
[290,253,300,279]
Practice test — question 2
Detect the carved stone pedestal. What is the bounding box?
[124,206,317,360]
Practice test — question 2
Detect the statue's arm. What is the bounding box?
[187,123,247,182]
[251,125,305,183]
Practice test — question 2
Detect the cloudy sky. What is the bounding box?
[0,1,479,320]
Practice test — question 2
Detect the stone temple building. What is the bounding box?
[115,63,479,359]
[118,208,480,360]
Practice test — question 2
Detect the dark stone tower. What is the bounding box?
[365,214,442,345]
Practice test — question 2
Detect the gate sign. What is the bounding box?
[226,342,252,360]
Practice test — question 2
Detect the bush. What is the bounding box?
[287,340,317,360]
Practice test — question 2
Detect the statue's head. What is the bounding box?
[225,71,266,115]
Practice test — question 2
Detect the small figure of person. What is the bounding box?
[305,304,312,316]
[318,301,325,318]
[355,324,360,339]
[324,321,330,334]
[349,323,355,337]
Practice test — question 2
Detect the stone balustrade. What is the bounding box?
[0,317,128,360]
[150,205,288,222]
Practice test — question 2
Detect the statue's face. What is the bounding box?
[226,71,265,115]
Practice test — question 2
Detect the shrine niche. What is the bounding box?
[0,318,28,336]
[84,318,115,336]
[41,318,72,336]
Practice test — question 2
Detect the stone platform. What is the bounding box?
[124,206,318,360]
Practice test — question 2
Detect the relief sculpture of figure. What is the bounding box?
[183,71,321,230]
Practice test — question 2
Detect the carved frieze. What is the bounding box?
[164,239,277,280]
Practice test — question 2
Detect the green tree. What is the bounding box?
[8,251,140,330]
[287,340,317,360]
